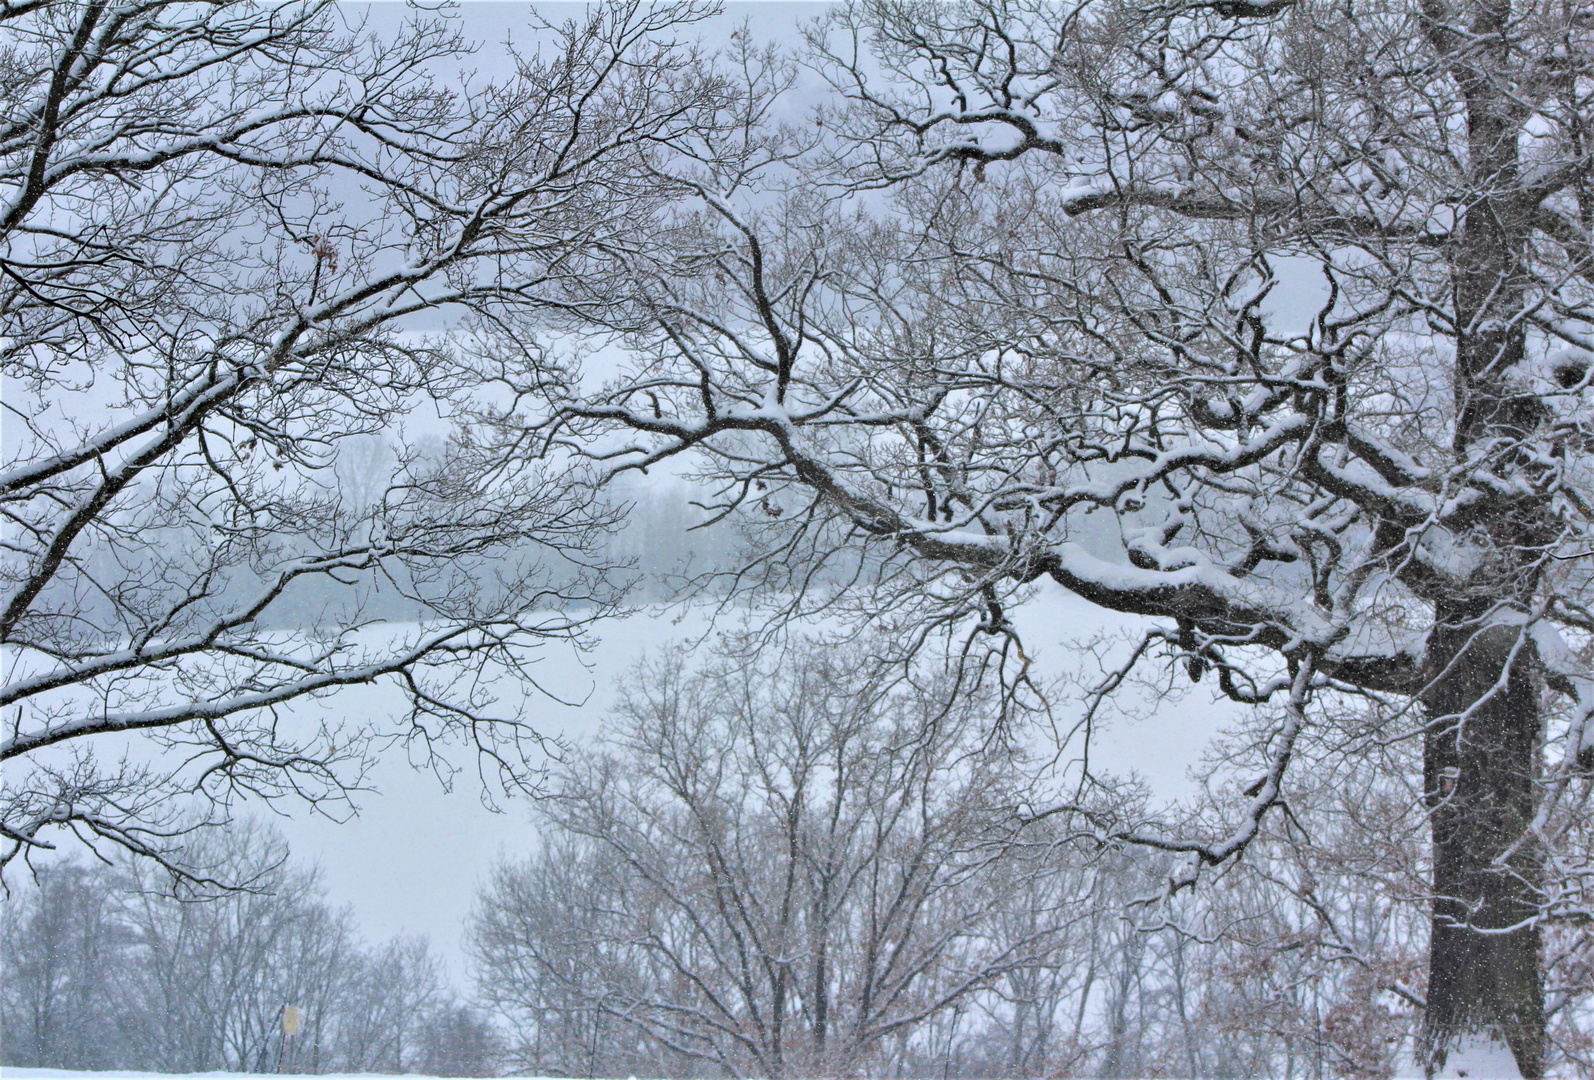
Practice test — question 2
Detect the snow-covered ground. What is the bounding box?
[2,1073,377,1080]
[1389,1036,1530,1079]
[0,1042,1533,1080]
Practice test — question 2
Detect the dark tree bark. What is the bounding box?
[1422,619,1546,1077]
[1415,2,1559,1065]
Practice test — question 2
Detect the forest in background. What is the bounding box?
[0,822,494,1076]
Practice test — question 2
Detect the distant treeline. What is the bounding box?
[45,439,1126,635]
[37,452,758,638]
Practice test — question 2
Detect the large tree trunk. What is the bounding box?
[1418,0,1551,1069]
[1421,615,1545,1078]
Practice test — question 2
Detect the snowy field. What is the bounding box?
[2,1073,427,1080]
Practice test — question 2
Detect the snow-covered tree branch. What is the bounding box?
[513,0,1594,1073]
[0,0,741,881]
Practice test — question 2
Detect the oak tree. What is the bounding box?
[534,0,1594,1072]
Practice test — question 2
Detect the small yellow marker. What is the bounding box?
[282,1006,302,1036]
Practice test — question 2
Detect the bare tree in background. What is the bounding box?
[523,0,1594,1072]
[0,819,455,1073]
[476,690,1580,1078]
[0,0,753,879]
[332,435,401,517]
[473,636,1079,1080]
[415,1003,501,1078]
[470,834,655,1078]
[0,859,125,1069]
